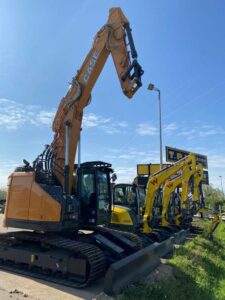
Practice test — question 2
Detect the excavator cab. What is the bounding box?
[4,159,113,232]
[111,184,146,232]
[113,184,139,214]
[76,161,113,227]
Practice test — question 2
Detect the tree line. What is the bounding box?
[203,184,225,209]
[0,189,6,200]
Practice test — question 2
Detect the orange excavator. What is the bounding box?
[4,7,143,232]
[1,8,150,296]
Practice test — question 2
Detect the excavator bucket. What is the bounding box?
[103,242,160,296]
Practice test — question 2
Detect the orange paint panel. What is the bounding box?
[42,189,61,222]
[6,171,61,223]
[28,182,61,222]
[6,172,34,220]
[28,182,44,221]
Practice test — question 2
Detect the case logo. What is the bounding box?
[83,51,100,83]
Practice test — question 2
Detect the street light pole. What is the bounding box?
[219,175,224,194]
[219,176,224,212]
[147,83,163,170]
[158,89,163,170]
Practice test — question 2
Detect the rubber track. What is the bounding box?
[96,226,143,250]
[0,231,106,288]
[0,263,97,289]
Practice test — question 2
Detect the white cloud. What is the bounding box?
[136,123,158,136]
[180,124,225,139]
[199,128,225,138]
[164,122,178,134]
[136,121,177,137]
[117,121,128,128]
[36,111,55,126]
[177,128,196,140]
[0,161,19,188]
[135,120,225,141]
[83,113,128,134]
[83,113,111,128]
[0,99,127,134]
[104,148,161,165]
[114,167,136,183]
[208,154,225,168]
[178,129,196,136]
[0,98,55,129]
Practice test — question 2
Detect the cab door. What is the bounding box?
[78,167,97,226]
[96,170,111,225]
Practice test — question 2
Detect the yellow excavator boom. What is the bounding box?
[193,164,204,205]
[143,153,196,233]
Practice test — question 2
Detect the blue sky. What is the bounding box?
[1,0,225,188]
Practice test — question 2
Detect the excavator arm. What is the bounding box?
[161,160,203,227]
[42,8,143,194]
[161,176,182,227]
[143,154,196,233]
[192,164,204,207]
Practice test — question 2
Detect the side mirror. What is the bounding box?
[23,159,30,167]
[111,173,117,182]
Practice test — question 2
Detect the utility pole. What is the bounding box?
[147,83,163,169]
[219,175,224,194]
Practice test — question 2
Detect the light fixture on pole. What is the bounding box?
[147,83,163,170]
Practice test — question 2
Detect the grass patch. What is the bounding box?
[119,221,225,300]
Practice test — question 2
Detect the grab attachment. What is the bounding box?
[121,23,144,88]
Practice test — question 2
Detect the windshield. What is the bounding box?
[80,169,95,205]
[114,185,137,206]
[97,171,110,210]
[137,186,146,208]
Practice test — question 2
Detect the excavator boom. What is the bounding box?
[161,160,199,227]
[47,7,143,193]
[143,154,196,233]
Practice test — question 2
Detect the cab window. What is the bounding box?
[80,169,95,205]
[97,171,110,210]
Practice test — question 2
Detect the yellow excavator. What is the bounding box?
[143,154,196,233]
[160,154,198,228]
[1,8,150,296]
[112,155,222,240]
[193,167,224,238]
[153,161,221,238]
[111,183,146,232]
[111,154,198,235]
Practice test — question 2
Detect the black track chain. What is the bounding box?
[0,231,106,288]
[0,263,98,289]
[95,226,143,250]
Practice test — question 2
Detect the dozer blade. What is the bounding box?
[154,236,175,258]
[103,242,160,296]
[174,229,189,244]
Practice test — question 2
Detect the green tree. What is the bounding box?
[203,184,225,209]
[0,189,6,200]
